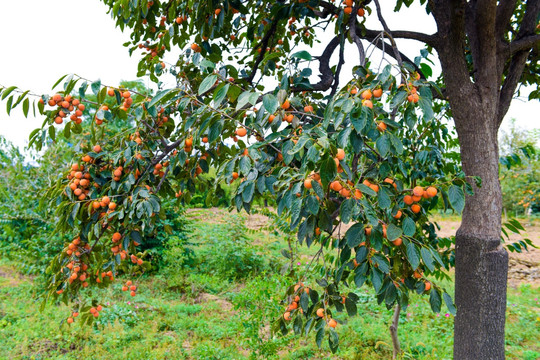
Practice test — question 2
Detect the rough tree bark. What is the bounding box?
[453,111,508,359]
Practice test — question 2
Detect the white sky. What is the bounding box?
[0,0,538,151]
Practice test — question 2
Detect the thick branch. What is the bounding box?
[364,29,439,48]
[497,0,540,126]
[496,0,518,38]
[291,36,339,93]
[247,19,279,84]
[508,34,540,54]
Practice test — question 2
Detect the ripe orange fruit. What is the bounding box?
[365,227,372,236]
[287,302,298,311]
[268,114,275,123]
[330,181,342,192]
[369,184,379,193]
[112,232,122,242]
[281,100,290,110]
[336,148,345,161]
[411,204,421,213]
[393,210,402,219]
[93,145,101,153]
[67,317,74,324]
[344,6,353,14]
[361,89,372,100]
[328,318,337,328]
[236,127,247,137]
[424,281,431,291]
[354,188,363,199]
[426,186,438,197]
[304,179,312,189]
[315,227,321,236]
[316,308,325,317]
[373,88,383,97]
[215,8,221,15]
[283,311,292,321]
[345,0,353,6]
[339,188,351,197]
[413,186,424,197]
[377,122,387,131]
[413,271,422,279]
[363,100,373,108]
[392,238,402,246]
[357,8,365,16]
[403,195,414,205]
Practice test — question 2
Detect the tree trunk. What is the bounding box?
[453,113,508,360]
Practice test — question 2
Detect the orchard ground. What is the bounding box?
[0,209,538,360]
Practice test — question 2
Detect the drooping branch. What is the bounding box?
[364,28,439,48]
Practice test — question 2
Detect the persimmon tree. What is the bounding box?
[1,0,539,359]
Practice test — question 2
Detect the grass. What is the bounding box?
[0,209,538,359]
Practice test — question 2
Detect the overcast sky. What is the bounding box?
[0,0,538,151]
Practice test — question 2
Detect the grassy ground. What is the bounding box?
[0,209,538,359]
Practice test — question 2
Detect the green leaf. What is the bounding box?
[91,80,101,95]
[345,223,365,248]
[198,74,218,95]
[376,134,390,157]
[1,86,17,100]
[402,217,416,237]
[262,93,279,113]
[320,157,337,188]
[340,198,354,224]
[51,74,69,89]
[390,90,407,109]
[386,224,402,241]
[429,289,442,313]
[448,185,465,214]
[406,241,420,270]
[443,292,456,315]
[236,91,255,110]
[213,83,229,105]
[344,297,357,317]
[291,50,312,61]
[421,247,435,272]
[148,88,177,108]
[22,98,29,117]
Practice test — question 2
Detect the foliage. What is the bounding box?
[0,137,73,277]
[0,1,474,351]
[3,0,539,353]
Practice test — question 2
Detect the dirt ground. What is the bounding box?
[187,208,540,287]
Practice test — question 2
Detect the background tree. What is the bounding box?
[0,1,539,359]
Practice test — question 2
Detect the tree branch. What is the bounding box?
[247,19,279,85]
[497,0,540,126]
[291,36,339,93]
[508,34,540,54]
[496,0,518,38]
[364,29,439,48]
